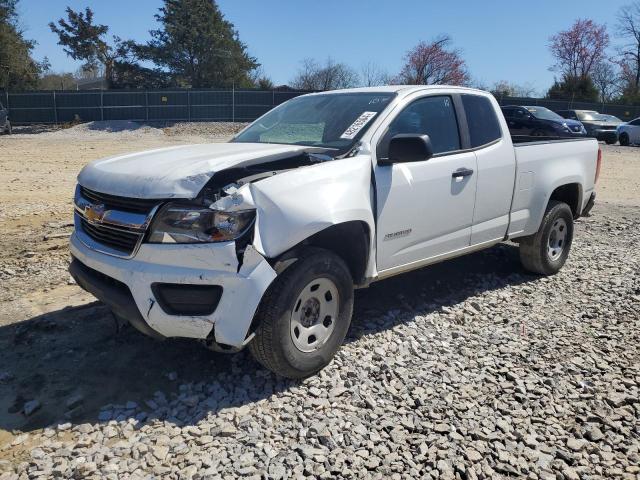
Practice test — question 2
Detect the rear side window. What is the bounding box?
[462,95,502,148]
[382,95,461,156]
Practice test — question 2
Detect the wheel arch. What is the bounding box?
[549,182,582,218]
[270,220,371,286]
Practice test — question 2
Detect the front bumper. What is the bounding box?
[591,130,618,143]
[69,232,277,347]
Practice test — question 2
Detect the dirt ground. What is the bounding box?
[0,125,638,469]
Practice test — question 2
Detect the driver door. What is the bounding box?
[374,95,478,273]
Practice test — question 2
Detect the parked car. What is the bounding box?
[501,105,587,138]
[0,100,11,134]
[556,110,620,144]
[69,86,600,378]
[617,117,640,146]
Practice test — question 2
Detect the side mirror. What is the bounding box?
[380,134,434,165]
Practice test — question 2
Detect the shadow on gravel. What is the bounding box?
[0,242,536,435]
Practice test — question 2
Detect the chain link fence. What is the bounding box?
[3,88,640,125]
[1,88,310,125]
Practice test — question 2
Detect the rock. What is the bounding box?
[433,423,449,434]
[566,437,586,451]
[152,445,169,461]
[585,426,604,442]
[218,425,237,437]
[465,448,483,462]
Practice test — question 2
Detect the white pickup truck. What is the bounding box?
[69,86,601,378]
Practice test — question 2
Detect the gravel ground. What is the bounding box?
[0,127,639,479]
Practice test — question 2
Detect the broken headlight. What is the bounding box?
[148,203,255,243]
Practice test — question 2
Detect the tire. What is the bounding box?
[249,248,354,379]
[619,133,630,146]
[6,121,10,135]
[519,200,574,276]
[605,138,616,145]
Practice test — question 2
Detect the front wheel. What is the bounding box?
[249,248,354,378]
[519,201,574,275]
[619,133,630,146]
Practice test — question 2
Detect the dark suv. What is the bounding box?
[501,105,587,138]
[556,110,620,144]
[0,100,11,134]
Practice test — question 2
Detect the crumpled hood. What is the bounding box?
[77,142,313,199]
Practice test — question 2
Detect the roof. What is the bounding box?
[305,85,490,96]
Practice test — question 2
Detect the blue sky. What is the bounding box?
[19,0,629,94]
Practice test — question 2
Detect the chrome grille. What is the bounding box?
[74,185,162,258]
[80,186,159,214]
[79,218,141,254]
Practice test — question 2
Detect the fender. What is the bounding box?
[212,155,377,277]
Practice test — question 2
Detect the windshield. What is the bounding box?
[603,115,622,122]
[232,92,396,153]
[525,106,565,121]
[576,111,608,121]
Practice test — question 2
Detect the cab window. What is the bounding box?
[461,95,502,148]
[378,95,461,159]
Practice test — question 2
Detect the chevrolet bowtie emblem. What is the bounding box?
[84,203,106,223]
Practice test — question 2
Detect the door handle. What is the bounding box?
[452,168,474,179]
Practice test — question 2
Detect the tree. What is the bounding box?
[490,80,537,98]
[616,2,640,99]
[291,58,359,90]
[142,0,259,88]
[0,0,42,90]
[360,61,389,87]
[49,7,115,86]
[248,66,274,89]
[549,19,609,79]
[546,76,599,102]
[591,61,620,102]
[49,7,163,89]
[396,35,470,86]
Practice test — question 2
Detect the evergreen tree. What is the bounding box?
[142,0,259,88]
[49,7,163,89]
[546,76,600,102]
[0,0,42,90]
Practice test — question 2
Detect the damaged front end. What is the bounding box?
[145,149,333,267]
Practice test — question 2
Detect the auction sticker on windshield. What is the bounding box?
[340,111,377,139]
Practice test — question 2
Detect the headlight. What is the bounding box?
[148,203,255,243]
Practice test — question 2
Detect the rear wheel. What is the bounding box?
[619,132,630,146]
[519,201,574,275]
[249,248,354,378]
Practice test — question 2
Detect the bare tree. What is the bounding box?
[490,80,538,98]
[360,61,389,87]
[291,58,359,91]
[592,61,620,102]
[616,2,640,95]
[396,35,470,86]
[549,19,609,79]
